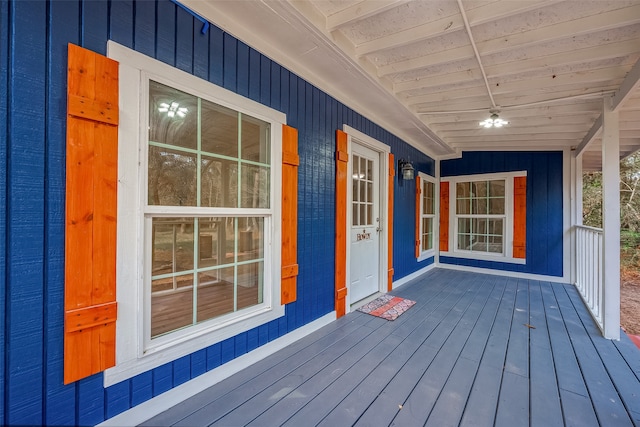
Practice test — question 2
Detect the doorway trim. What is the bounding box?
[342,125,390,314]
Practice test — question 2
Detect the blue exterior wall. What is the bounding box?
[0,0,435,424]
[440,151,564,277]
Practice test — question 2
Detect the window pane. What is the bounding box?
[458,218,470,233]
[488,236,503,253]
[489,197,505,215]
[473,181,487,197]
[360,157,366,180]
[366,159,373,180]
[367,204,373,225]
[152,218,195,274]
[457,198,470,215]
[198,217,232,268]
[367,182,373,204]
[237,261,264,310]
[422,218,432,251]
[489,180,505,197]
[360,181,366,203]
[201,156,238,208]
[241,115,270,164]
[472,198,487,214]
[360,204,368,226]
[196,268,234,323]
[458,234,471,250]
[473,218,487,234]
[148,146,197,206]
[201,100,238,158]
[424,182,434,215]
[241,164,270,208]
[456,182,470,198]
[489,218,504,235]
[149,81,197,150]
[151,274,194,338]
[238,217,264,262]
[424,181,433,199]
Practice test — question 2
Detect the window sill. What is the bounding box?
[440,250,526,265]
[417,249,435,262]
[103,304,284,387]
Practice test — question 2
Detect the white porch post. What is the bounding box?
[601,96,620,340]
[570,151,583,284]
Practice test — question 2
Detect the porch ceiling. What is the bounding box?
[183,0,640,170]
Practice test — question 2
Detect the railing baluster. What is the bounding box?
[574,225,604,331]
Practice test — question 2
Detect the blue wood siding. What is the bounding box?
[0,0,435,423]
[440,151,564,277]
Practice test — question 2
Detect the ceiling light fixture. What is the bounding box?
[158,102,188,118]
[479,112,508,128]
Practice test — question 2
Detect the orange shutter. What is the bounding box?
[335,130,348,317]
[64,44,119,384]
[415,176,421,258]
[388,154,395,291]
[439,181,450,252]
[513,176,527,258]
[281,125,299,304]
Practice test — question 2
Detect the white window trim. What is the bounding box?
[440,171,527,265]
[104,41,286,387]
[417,172,436,262]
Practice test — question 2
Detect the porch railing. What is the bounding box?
[575,225,604,329]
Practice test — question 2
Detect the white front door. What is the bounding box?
[349,143,381,304]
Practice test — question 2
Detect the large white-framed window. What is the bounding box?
[105,41,286,386]
[441,171,526,265]
[417,172,436,261]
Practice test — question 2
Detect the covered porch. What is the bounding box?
[132,269,640,426]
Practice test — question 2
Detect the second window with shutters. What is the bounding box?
[440,171,527,264]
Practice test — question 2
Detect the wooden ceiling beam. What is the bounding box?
[325,0,410,32]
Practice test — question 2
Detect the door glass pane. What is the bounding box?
[149,80,197,150]
[352,177,359,202]
[360,204,367,226]
[366,159,373,180]
[353,204,359,226]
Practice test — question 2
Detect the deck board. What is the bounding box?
[140,269,640,427]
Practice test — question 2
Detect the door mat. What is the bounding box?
[357,294,416,321]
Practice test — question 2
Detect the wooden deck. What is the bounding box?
[139,269,640,426]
